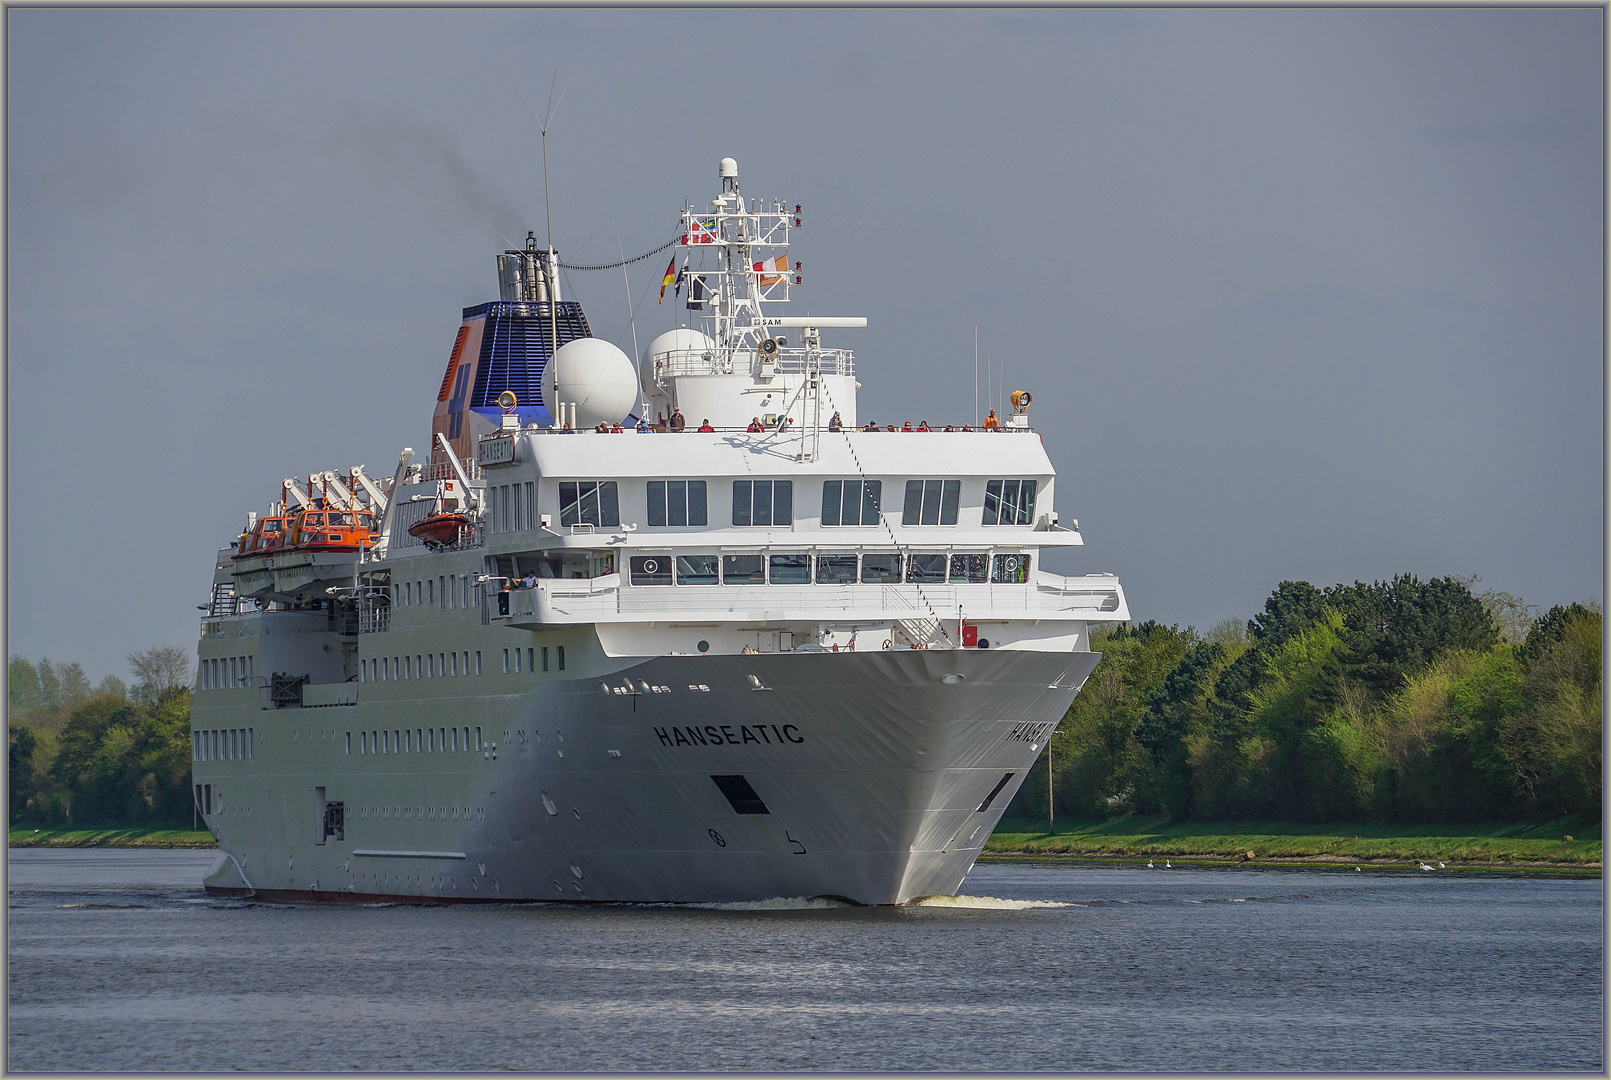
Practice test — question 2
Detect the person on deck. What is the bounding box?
[637,417,653,432]
[828,411,842,432]
[917,421,931,431]
[698,419,715,432]
[747,417,765,433]
[864,419,879,431]
[670,409,686,431]
[983,409,1000,431]
[901,421,913,432]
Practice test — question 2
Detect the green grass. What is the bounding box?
[986,815,1602,867]
[9,823,216,848]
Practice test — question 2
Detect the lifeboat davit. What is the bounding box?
[407,511,470,548]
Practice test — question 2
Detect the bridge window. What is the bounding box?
[676,555,720,585]
[629,555,673,586]
[820,480,881,526]
[815,553,858,584]
[647,480,708,527]
[768,552,811,584]
[983,479,1038,526]
[905,553,947,584]
[732,480,793,527]
[721,554,765,584]
[559,481,620,528]
[902,480,961,526]
[861,553,902,583]
[993,553,1031,583]
[950,554,989,583]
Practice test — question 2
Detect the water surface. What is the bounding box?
[8,849,1602,1071]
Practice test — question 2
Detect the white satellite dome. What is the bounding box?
[542,338,638,428]
[641,328,715,398]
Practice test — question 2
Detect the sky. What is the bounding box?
[6,6,1604,685]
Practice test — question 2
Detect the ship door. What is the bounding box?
[315,787,344,843]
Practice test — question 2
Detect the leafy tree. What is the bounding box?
[1518,602,1601,666]
[1331,575,1499,695]
[1248,581,1331,647]
[128,646,193,704]
[9,656,41,713]
[36,655,61,710]
[10,724,37,819]
[1136,640,1229,818]
[1479,589,1540,644]
[1508,607,1602,814]
[56,661,91,711]
[51,695,144,821]
[94,675,128,700]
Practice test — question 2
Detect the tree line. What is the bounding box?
[8,578,1602,828]
[1006,575,1602,825]
[10,647,196,825]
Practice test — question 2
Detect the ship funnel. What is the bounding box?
[498,232,558,303]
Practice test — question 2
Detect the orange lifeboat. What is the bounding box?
[408,510,471,548]
[234,515,292,559]
[288,508,378,552]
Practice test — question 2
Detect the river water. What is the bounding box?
[7,849,1602,1072]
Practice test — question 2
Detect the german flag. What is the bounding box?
[658,256,677,304]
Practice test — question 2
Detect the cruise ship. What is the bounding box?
[191,158,1129,905]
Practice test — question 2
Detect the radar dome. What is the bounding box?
[719,157,738,179]
[542,338,638,428]
[641,328,715,398]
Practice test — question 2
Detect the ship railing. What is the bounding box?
[204,582,247,617]
[648,346,854,382]
[521,578,1122,621]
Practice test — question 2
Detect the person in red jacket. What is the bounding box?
[746,417,765,433]
[698,419,714,432]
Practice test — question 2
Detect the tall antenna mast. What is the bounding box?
[522,72,573,396]
[617,226,645,420]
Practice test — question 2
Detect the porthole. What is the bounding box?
[697,640,710,653]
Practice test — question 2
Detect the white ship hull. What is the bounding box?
[196,648,1098,905]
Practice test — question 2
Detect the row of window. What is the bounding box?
[627,551,1031,587]
[550,478,1037,529]
[200,656,255,690]
[355,725,483,755]
[503,646,565,673]
[360,646,567,682]
[194,728,254,761]
[362,651,482,682]
[395,573,477,609]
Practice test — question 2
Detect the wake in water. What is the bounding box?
[687,894,1068,911]
[691,896,858,911]
[909,894,1067,910]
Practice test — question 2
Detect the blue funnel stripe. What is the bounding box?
[469,301,592,422]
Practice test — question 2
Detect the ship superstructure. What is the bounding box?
[191,159,1128,905]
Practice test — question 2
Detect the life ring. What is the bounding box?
[881,640,891,650]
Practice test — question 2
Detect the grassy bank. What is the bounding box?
[985,816,1602,869]
[9,823,215,848]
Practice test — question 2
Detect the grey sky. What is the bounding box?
[7,7,1604,685]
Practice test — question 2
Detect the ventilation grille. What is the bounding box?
[469,302,592,411]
